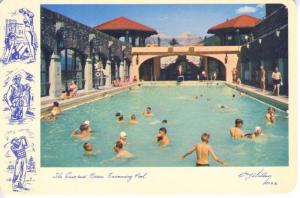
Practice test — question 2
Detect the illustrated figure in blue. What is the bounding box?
[10,136,28,191]
[3,74,34,121]
[1,8,37,64]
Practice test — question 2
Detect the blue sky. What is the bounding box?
[42,4,265,37]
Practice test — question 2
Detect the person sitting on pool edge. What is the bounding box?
[129,114,138,125]
[245,126,265,140]
[230,119,245,139]
[143,106,153,117]
[41,101,62,122]
[181,133,227,166]
[71,124,90,139]
[83,142,94,156]
[119,131,127,146]
[265,107,276,124]
[114,141,134,159]
[156,127,170,147]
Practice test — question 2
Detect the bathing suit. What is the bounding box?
[196,163,210,167]
[272,79,281,85]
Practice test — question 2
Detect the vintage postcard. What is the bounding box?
[0,0,297,195]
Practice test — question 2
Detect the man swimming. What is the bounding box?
[245,126,265,140]
[113,141,134,159]
[230,119,245,139]
[156,127,170,147]
[117,115,125,123]
[143,107,153,117]
[265,107,276,123]
[181,133,227,166]
[129,114,138,125]
[83,142,94,155]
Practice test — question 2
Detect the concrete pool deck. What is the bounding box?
[41,81,288,115]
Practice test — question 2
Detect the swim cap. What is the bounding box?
[255,126,261,131]
[120,131,127,138]
[83,120,90,126]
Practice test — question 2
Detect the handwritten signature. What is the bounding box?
[238,169,278,185]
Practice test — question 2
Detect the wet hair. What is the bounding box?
[232,94,236,98]
[118,115,124,121]
[268,107,275,112]
[53,101,59,107]
[235,119,244,125]
[83,142,90,150]
[220,105,225,109]
[131,114,136,120]
[159,127,167,134]
[147,107,152,110]
[201,133,210,142]
[115,112,121,117]
[162,120,168,124]
[115,141,123,149]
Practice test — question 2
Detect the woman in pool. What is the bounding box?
[71,124,90,139]
[129,114,138,125]
[143,107,153,117]
[245,126,265,140]
[265,107,276,124]
[118,131,127,146]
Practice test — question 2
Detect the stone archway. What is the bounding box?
[131,46,240,82]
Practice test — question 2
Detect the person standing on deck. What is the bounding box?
[272,67,282,96]
[260,66,266,92]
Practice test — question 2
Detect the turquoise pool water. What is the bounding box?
[41,85,288,167]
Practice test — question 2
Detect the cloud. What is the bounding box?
[257,4,264,8]
[236,6,257,14]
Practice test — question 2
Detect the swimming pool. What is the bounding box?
[41,85,288,167]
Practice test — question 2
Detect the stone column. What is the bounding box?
[119,61,124,81]
[105,60,112,87]
[84,57,93,91]
[49,53,62,98]
[204,56,208,78]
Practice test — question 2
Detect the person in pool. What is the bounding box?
[230,119,245,139]
[129,114,138,125]
[143,107,153,117]
[117,115,125,123]
[41,101,62,122]
[115,112,121,118]
[71,124,90,139]
[162,120,168,124]
[113,141,134,159]
[181,133,227,166]
[83,142,94,155]
[265,107,276,124]
[156,127,170,147]
[118,131,127,146]
[245,126,265,140]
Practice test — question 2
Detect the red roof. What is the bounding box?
[94,17,157,33]
[208,15,261,33]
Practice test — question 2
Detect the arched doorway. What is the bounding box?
[139,58,154,81]
[207,57,226,80]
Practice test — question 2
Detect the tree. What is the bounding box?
[169,38,179,46]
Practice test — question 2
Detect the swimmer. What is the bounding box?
[129,114,138,125]
[143,106,153,117]
[156,127,170,147]
[232,94,236,98]
[83,142,94,155]
[113,141,134,159]
[71,124,90,139]
[265,107,276,124]
[119,131,127,146]
[193,96,199,99]
[41,114,57,122]
[219,105,225,109]
[82,120,92,133]
[181,133,227,166]
[162,120,168,124]
[239,92,246,96]
[51,101,62,115]
[115,112,121,118]
[117,115,125,123]
[230,119,245,139]
[245,126,265,140]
